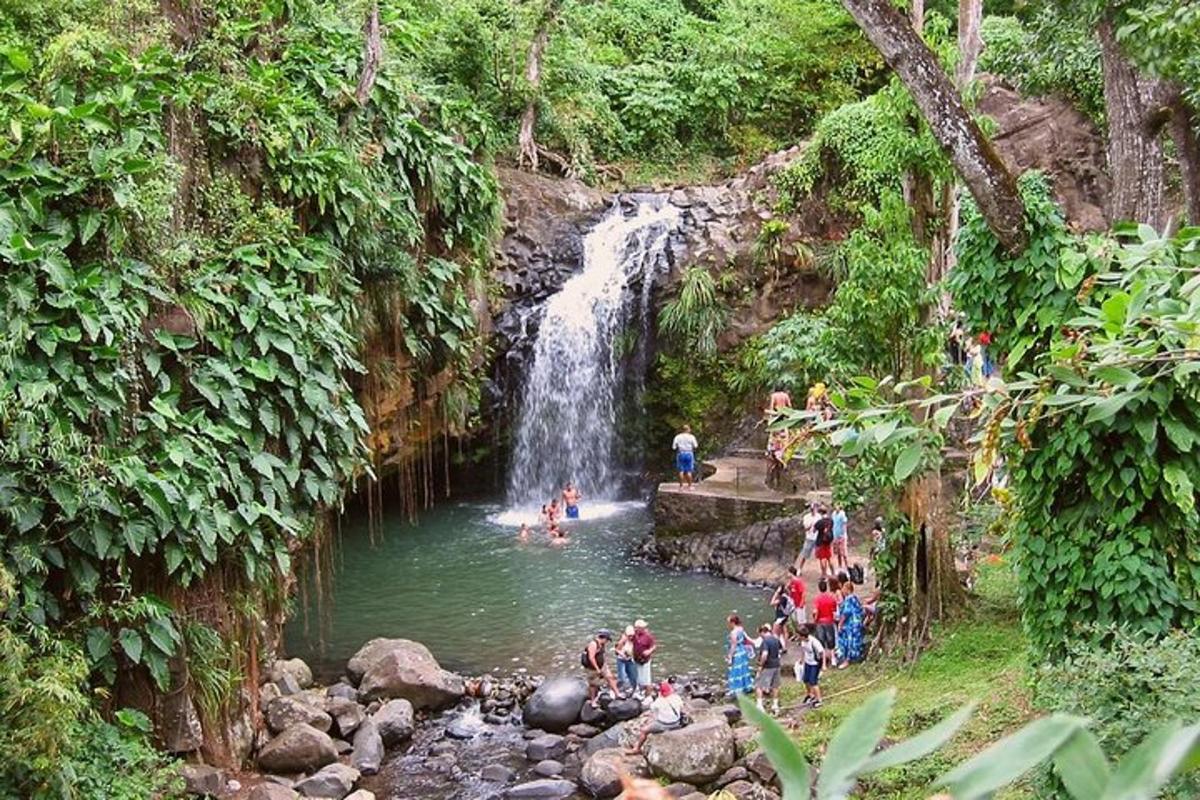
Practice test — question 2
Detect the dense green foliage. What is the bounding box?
[1034,629,1200,798]
[414,0,880,176]
[0,0,499,786]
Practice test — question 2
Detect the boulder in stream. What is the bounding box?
[581,748,649,798]
[293,763,360,799]
[265,696,332,735]
[643,715,736,784]
[326,697,365,738]
[526,733,567,761]
[351,718,384,776]
[349,639,464,709]
[505,778,578,799]
[257,724,337,774]
[522,677,588,733]
[372,698,415,745]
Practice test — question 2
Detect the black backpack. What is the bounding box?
[816,520,833,546]
[849,563,865,584]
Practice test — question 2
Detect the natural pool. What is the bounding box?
[285,499,770,681]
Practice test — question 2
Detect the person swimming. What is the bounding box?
[518,523,530,541]
[562,482,582,519]
[548,521,569,545]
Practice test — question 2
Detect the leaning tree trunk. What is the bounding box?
[517,0,561,172]
[1098,18,1171,228]
[1168,96,1200,225]
[838,0,1027,255]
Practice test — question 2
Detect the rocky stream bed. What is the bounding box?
[183,638,782,800]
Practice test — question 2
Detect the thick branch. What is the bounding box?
[354,3,382,106]
[518,0,561,172]
[839,0,1027,255]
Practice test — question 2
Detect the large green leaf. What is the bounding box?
[892,441,924,483]
[861,702,976,773]
[936,714,1088,800]
[816,689,896,799]
[738,695,812,800]
[1053,729,1110,800]
[117,627,144,665]
[1100,722,1200,800]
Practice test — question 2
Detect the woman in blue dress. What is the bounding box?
[836,582,866,666]
[725,614,755,696]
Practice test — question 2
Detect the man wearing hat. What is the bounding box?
[582,629,619,707]
[632,619,657,695]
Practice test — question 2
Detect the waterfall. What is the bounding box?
[506,199,680,508]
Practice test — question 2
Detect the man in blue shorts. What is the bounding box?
[672,425,698,489]
[562,482,581,519]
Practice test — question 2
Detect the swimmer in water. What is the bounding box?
[562,482,582,519]
[518,523,530,541]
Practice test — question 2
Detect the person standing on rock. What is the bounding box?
[632,619,657,695]
[754,623,784,714]
[615,625,638,692]
[625,680,684,755]
[725,614,755,697]
[581,629,619,707]
[795,502,820,572]
[814,506,835,578]
[672,425,699,489]
[831,503,849,571]
[562,482,582,519]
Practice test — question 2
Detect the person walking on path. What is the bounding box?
[798,624,825,708]
[672,425,699,489]
[725,614,754,697]
[754,624,783,714]
[632,619,657,695]
[581,629,619,707]
[836,581,866,667]
[831,503,848,571]
[813,578,838,668]
[795,503,820,572]
[814,506,835,578]
[625,680,684,755]
[615,626,638,692]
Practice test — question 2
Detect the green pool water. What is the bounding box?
[284,499,771,681]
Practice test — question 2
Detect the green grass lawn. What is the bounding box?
[776,558,1035,799]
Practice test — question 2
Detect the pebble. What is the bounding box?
[532,759,563,777]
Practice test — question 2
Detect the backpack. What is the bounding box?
[849,563,865,584]
[816,520,833,546]
[778,592,796,616]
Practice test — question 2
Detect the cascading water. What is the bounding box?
[506,199,680,508]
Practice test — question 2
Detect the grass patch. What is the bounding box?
[777,557,1034,799]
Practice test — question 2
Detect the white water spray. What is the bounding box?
[506,200,680,508]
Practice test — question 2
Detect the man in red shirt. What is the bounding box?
[813,578,838,667]
[632,619,657,695]
[787,566,807,640]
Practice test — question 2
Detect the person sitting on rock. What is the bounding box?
[625,680,684,755]
[581,630,619,707]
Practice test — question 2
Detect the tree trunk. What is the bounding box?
[354,3,383,106]
[1168,97,1200,225]
[838,0,1027,255]
[942,0,983,278]
[1098,19,1171,228]
[518,0,561,172]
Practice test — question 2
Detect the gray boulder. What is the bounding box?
[327,682,359,702]
[248,785,299,800]
[293,763,360,799]
[344,792,376,800]
[179,763,226,796]
[604,698,642,722]
[643,716,736,784]
[580,748,648,798]
[526,733,567,761]
[481,764,517,783]
[505,779,578,799]
[351,717,384,775]
[532,759,563,777]
[522,677,589,733]
[326,697,366,738]
[269,658,313,690]
[350,639,463,709]
[266,696,332,735]
[372,698,415,746]
[257,724,337,774]
[581,722,629,758]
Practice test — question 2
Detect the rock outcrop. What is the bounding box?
[256,723,338,774]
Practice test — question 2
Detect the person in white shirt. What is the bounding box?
[671,425,699,489]
[795,502,820,571]
[626,680,685,754]
[797,624,825,708]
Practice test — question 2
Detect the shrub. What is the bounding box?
[1033,629,1200,798]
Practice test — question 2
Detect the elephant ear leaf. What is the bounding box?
[861,701,976,773]
[936,714,1087,800]
[1100,722,1200,800]
[738,695,811,800]
[816,689,896,800]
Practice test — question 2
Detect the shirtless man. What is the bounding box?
[548,499,561,524]
[767,387,792,413]
[562,482,582,519]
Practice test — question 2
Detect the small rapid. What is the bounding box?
[506,200,680,508]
